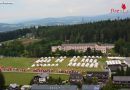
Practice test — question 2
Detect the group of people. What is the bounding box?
[0,66,81,74]
[0,66,26,72]
[32,68,80,74]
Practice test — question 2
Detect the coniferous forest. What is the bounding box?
[0,19,130,57]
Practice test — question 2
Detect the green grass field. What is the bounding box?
[3,72,69,86]
[0,57,107,85]
[3,72,36,86]
[32,57,106,72]
[49,73,69,80]
[18,38,41,45]
[1,38,41,45]
[0,57,106,71]
[0,57,36,68]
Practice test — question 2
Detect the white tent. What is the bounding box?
[81,63,85,67]
[108,57,126,60]
[51,64,55,66]
[44,64,47,67]
[94,63,98,68]
[85,63,89,67]
[36,64,40,67]
[55,59,60,62]
[84,56,87,58]
[52,57,54,59]
[89,59,93,63]
[40,64,43,66]
[55,64,59,66]
[44,59,47,62]
[60,56,63,59]
[41,57,44,59]
[89,63,94,68]
[76,63,81,67]
[70,59,74,62]
[88,56,91,58]
[31,64,35,67]
[72,63,77,67]
[77,56,80,58]
[81,59,85,62]
[93,59,97,63]
[68,63,71,66]
[48,64,51,66]
[96,56,99,58]
[73,56,76,58]
[92,56,95,58]
[74,59,78,62]
[99,56,102,58]
[106,60,122,65]
[85,59,89,63]
[36,60,40,63]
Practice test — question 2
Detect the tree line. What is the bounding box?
[0,40,102,57]
[0,19,130,43]
[0,19,130,57]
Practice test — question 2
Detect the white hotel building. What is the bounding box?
[51,43,114,53]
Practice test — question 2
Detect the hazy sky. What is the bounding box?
[0,0,130,23]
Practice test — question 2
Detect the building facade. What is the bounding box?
[69,73,83,84]
[52,43,114,53]
[86,70,110,83]
[32,73,49,84]
[113,76,130,88]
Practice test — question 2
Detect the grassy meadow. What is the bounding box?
[0,57,107,85]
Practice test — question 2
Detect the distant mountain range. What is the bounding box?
[0,13,130,32]
[0,23,24,32]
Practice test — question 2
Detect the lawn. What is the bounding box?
[0,57,106,72]
[37,57,105,72]
[3,72,69,86]
[18,38,41,45]
[0,57,107,85]
[1,38,41,45]
[0,57,36,68]
[3,72,37,86]
[50,73,69,80]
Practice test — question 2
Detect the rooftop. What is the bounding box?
[62,43,114,46]
[9,83,19,88]
[82,85,101,90]
[70,73,83,80]
[37,73,49,78]
[86,71,109,76]
[113,76,130,82]
[31,85,77,90]
[62,43,96,46]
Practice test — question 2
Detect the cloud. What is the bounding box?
[0,0,130,23]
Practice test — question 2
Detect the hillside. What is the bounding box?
[0,13,130,32]
[0,19,130,43]
[0,23,25,32]
[22,13,130,26]
[0,19,130,57]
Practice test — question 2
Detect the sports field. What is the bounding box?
[3,72,36,85]
[3,72,69,86]
[0,57,106,71]
[0,57,107,85]
[0,57,36,68]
